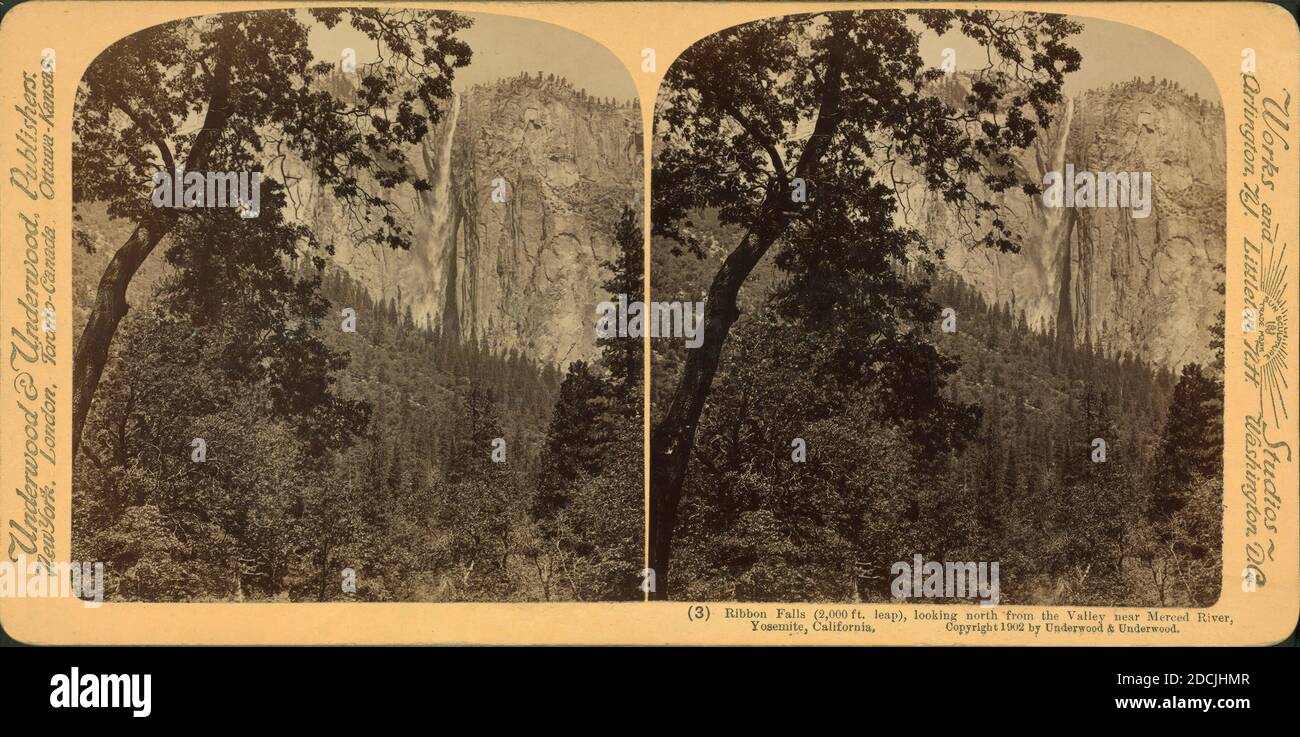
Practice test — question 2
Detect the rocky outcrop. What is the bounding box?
[304,72,642,367]
[923,79,1225,367]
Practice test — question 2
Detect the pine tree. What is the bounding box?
[1150,363,1223,520]
[598,206,644,396]
[533,361,612,519]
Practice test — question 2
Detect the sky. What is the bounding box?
[307,10,638,102]
[918,14,1221,103]
[306,11,1217,107]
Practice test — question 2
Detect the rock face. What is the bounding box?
[925,79,1225,368]
[304,72,642,367]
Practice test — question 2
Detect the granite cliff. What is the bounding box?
[302,72,642,366]
[923,78,1225,367]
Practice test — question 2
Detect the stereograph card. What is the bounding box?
[0,0,1295,646]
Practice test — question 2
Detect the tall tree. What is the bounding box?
[649,10,1080,596]
[72,9,472,458]
[1150,362,1224,520]
[533,206,645,597]
[599,206,646,396]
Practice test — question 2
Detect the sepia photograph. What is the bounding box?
[649,9,1226,607]
[70,9,644,602]
[0,0,1294,678]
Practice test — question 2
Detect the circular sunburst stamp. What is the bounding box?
[1251,244,1290,425]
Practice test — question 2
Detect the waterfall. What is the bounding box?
[415,92,461,327]
[1042,97,1075,245]
[432,92,461,226]
[1046,97,1078,347]
[1017,96,1077,345]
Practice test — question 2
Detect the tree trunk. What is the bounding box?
[70,23,237,460]
[648,229,773,599]
[647,32,847,599]
[72,217,174,457]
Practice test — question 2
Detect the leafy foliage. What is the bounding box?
[664,269,1223,607]
[74,206,644,602]
[648,10,1084,597]
[74,9,471,249]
